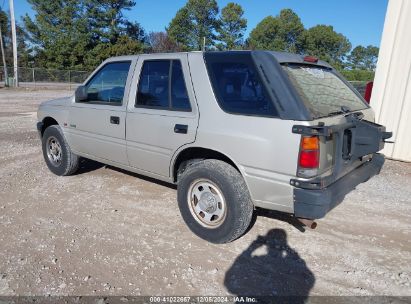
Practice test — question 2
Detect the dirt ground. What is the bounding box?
[0,88,410,298]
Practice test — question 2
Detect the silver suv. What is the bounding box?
[37,51,392,243]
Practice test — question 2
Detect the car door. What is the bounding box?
[126,54,198,178]
[67,59,136,165]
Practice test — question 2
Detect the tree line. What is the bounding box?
[0,0,379,81]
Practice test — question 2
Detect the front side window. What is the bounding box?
[205,53,277,117]
[282,65,368,118]
[136,60,191,111]
[85,61,131,105]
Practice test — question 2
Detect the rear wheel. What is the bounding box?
[42,125,79,176]
[177,159,254,243]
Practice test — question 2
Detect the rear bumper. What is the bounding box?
[293,154,385,219]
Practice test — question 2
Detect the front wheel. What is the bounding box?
[177,159,254,243]
[42,125,79,176]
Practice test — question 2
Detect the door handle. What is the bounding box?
[110,116,120,125]
[174,124,188,134]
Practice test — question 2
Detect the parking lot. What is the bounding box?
[0,89,410,297]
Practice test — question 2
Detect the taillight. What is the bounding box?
[301,136,319,151]
[298,136,320,177]
[299,150,319,168]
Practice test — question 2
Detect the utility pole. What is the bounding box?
[9,0,18,87]
[0,22,8,86]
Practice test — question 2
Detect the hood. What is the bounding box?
[40,96,72,107]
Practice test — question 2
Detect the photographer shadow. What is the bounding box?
[224,229,315,302]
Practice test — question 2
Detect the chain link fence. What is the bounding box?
[0,66,90,90]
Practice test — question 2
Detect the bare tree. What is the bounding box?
[148,31,182,53]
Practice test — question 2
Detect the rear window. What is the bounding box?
[283,65,368,118]
[205,53,277,117]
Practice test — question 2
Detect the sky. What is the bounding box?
[7,0,389,48]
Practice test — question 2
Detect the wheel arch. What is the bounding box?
[40,116,59,137]
[171,146,244,183]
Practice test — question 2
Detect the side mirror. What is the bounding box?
[75,85,88,102]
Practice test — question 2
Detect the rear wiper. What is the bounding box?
[326,106,352,117]
[326,110,345,117]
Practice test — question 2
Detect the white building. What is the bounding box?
[372,0,411,162]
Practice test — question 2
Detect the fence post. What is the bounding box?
[32,68,36,89]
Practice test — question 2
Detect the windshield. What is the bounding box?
[282,64,368,118]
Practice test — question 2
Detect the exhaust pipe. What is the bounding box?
[297,218,317,229]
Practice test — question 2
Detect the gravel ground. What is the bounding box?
[0,88,410,298]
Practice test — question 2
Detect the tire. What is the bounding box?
[177,159,254,244]
[41,125,79,176]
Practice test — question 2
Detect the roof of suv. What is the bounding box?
[107,50,332,69]
[204,50,332,68]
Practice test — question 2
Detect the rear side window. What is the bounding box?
[205,53,277,117]
[283,65,368,118]
[85,61,131,105]
[171,61,191,111]
[136,60,191,111]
